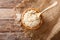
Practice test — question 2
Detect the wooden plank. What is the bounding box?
[0,32,31,40]
[0,9,22,32]
[0,0,22,8]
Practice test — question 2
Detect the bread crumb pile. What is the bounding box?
[23,10,41,28]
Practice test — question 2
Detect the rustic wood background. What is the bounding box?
[0,0,24,40]
[0,0,60,40]
[0,0,22,8]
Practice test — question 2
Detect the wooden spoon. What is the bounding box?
[21,1,58,30]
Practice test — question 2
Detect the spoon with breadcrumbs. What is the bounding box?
[21,1,58,30]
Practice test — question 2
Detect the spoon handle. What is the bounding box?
[38,1,58,16]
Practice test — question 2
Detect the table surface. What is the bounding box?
[0,0,60,40]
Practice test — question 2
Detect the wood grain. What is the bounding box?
[0,0,22,8]
[0,0,60,40]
